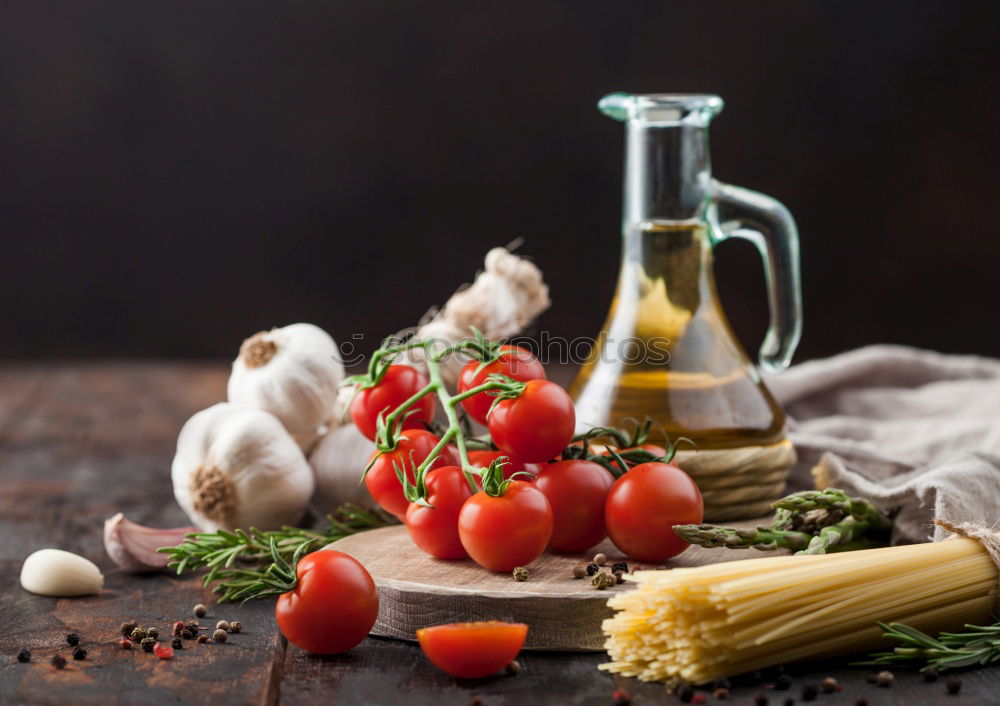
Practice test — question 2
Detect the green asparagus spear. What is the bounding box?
[674,488,893,555]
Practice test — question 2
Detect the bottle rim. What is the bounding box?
[599,93,724,125]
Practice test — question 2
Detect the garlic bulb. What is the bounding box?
[171,403,315,531]
[310,423,377,512]
[21,548,104,597]
[104,513,198,572]
[402,247,551,385]
[227,323,344,451]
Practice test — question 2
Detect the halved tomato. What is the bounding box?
[416,621,528,678]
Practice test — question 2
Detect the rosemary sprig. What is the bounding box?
[673,489,894,554]
[158,503,392,602]
[863,620,1000,672]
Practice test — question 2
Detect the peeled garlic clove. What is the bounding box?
[310,423,377,512]
[227,323,344,451]
[172,403,315,531]
[20,548,104,597]
[103,513,198,572]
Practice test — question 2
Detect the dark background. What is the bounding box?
[2,1,998,363]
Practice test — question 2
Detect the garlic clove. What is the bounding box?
[103,513,198,572]
[20,548,104,597]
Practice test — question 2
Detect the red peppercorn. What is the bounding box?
[611,689,631,705]
[119,638,132,649]
[691,694,708,705]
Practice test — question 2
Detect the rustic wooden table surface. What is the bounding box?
[1,362,997,705]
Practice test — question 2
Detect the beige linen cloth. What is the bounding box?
[763,345,1000,543]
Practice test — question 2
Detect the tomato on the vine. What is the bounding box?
[604,461,703,562]
[532,460,614,553]
[457,346,546,425]
[487,380,576,463]
[459,479,553,572]
[405,466,474,559]
[416,621,528,678]
[275,550,378,655]
[467,449,540,479]
[350,365,436,441]
[365,428,446,520]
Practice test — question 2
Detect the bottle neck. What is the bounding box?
[623,123,712,225]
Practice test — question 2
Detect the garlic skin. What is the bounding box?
[20,548,104,597]
[309,423,377,512]
[227,323,345,451]
[402,248,551,386]
[171,403,315,532]
[104,513,198,572]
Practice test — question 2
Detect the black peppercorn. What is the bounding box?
[16,649,30,663]
[66,633,80,647]
[855,699,869,706]
[121,619,138,639]
[611,561,628,573]
[585,563,599,576]
[946,678,962,695]
[774,674,792,690]
[677,685,694,703]
[801,683,818,701]
[784,699,795,706]
[146,627,159,639]
[753,693,768,706]
[140,637,156,653]
[51,654,66,669]
[71,646,86,661]
[197,634,208,644]
[181,628,195,640]
[504,660,521,675]
[130,627,147,642]
[172,637,183,649]
[924,667,939,682]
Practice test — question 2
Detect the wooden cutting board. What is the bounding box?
[327,520,783,651]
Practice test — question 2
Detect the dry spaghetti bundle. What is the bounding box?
[601,537,997,684]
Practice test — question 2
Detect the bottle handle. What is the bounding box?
[710,180,802,373]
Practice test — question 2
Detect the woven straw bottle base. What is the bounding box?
[674,439,796,521]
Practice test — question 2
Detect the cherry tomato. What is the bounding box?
[532,460,614,553]
[458,480,553,572]
[276,550,378,655]
[416,621,528,679]
[350,365,436,441]
[487,380,576,463]
[405,466,474,559]
[604,462,703,562]
[467,449,540,479]
[457,346,547,425]
[365,429,446,520]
